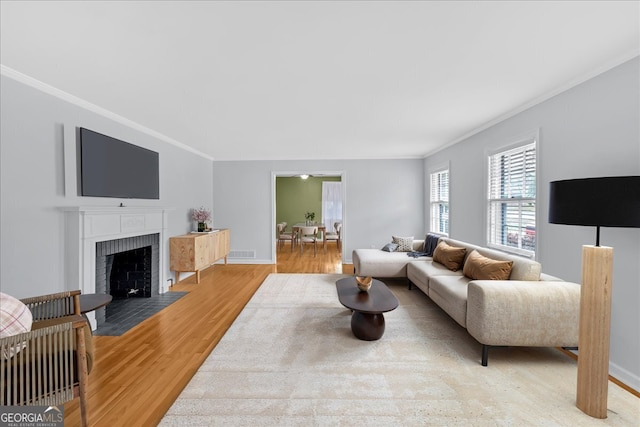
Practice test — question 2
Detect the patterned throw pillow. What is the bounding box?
[0,292,33,359]
[392,236,414,252]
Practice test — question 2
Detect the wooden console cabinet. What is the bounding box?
[169,229,230,284]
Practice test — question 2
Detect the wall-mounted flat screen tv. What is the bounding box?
[80,128,160,199]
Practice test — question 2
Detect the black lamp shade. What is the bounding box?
[548,176,640,227]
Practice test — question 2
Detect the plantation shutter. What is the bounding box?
[487,142,536,255]
[430,169,449,235]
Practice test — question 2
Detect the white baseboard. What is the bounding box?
[225,259,273,265]
[610,361,640,395]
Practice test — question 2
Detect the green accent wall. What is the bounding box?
[276,176,341,230]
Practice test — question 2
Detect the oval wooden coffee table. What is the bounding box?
[336,277,399,341]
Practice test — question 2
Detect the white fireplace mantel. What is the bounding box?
[59,206,172,329]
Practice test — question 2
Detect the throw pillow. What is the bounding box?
[392,236,414,252]
[432,241,467,271]
[381,243,399,252]
[0,292,33,359]
[463,250,514,280]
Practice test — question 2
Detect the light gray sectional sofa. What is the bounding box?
[352,237,580,365]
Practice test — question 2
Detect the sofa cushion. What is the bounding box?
[428,275,471,327]
[408,260,463,280]
[463,250,513,280]
[412,240,426,251]
[432,241,467,271]
[407,261,462,295]
[392,236,413,252]
[353,248,427,278]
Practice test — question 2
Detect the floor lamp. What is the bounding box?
[548,176,640,419]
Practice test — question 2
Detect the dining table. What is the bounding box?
[291,223,326,248]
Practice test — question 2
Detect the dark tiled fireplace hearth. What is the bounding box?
[95,233,159,326]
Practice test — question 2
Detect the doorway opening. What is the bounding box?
[272,171,346,266]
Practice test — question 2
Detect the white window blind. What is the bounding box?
[430,169,449,235]
[487,141,536,256]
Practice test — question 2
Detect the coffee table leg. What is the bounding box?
[351,311,385,341]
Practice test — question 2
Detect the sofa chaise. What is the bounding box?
[353,237,580,365]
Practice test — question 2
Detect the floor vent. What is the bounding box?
[228,250,256,259]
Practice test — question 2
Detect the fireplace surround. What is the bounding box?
[94,233,160,326]
[60,206,172,329]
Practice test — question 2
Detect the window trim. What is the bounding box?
[485,131,539,259]
[429,163,450,237]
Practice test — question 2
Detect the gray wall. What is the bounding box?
[212,159,424,264]
[424,57,640,390]
[0,75,214,298]
[2,55,638,391]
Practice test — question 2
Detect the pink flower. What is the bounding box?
[192,207,211,223]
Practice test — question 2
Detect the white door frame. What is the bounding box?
[270,170,346,263]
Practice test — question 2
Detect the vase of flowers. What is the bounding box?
[192,207,211,232]
[304,211,315,225]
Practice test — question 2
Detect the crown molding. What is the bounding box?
[423,51,640,159]
[0,64,214,161]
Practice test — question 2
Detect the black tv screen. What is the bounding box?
[80,128,160,199]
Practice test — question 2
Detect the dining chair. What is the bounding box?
[277,223,296,251]
[299,226,318,256]
[325,222,342,251]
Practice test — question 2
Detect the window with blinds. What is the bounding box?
[487,141,536,256]
[430,169,449,235]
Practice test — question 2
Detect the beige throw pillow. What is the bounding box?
[463,250,513,280]
[432,241,467,271]
[392,236,414,252]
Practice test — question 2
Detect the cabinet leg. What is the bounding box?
[196,270,201,284]
[175,271,180,284]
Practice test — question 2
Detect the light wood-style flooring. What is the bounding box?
[64,242,350,426]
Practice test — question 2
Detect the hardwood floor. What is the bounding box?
[64,242,350,426]
[274,240,345,274]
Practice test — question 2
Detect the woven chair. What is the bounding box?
[1,290,91,427]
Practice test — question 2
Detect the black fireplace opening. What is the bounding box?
[95,233,160,326]
[107,246,152,299]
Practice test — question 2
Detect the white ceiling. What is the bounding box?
[1,1,638,161]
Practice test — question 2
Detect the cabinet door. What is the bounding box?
[207,233,217,264]
[170,237,195,271]
[193,235,210,270]
[221,229,230,255]
[210,232,221,262]
[210,229,230,262]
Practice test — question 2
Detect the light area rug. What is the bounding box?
[161,274,639,426]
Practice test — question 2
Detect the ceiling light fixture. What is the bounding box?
[300,174,309,180]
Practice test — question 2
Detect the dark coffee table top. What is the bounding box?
[336,277,399,314]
